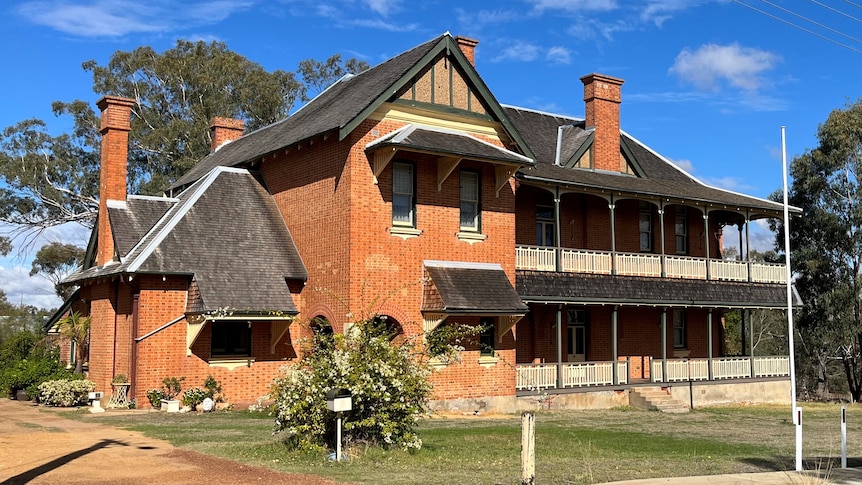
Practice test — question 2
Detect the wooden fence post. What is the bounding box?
[521,411,535,485]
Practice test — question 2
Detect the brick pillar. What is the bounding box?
[96,96,134,266]
[455,36,479,67]
[209,117,245,152]
[580,73,624,173]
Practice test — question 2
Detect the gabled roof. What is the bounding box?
[171,33,534,192]
[366,124,533,166]
[108,196,176,257]
[67,167,306,314]
[504,105,796,217]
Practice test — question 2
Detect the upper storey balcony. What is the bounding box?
[513,183,788,285]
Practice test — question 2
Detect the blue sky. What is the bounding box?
[1,0,860,309]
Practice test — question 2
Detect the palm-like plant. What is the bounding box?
[57,311,90,374]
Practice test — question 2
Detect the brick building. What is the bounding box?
[58,33,797,410]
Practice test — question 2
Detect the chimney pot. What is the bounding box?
[455,36,479,67]
[210,116,245,152]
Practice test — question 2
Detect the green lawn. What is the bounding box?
[75,403,862,485]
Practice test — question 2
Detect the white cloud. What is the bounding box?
[701,176,755,193]
[0,264,61,310]
[669,43,781,92]
[363,0,400,16]
[492,41,542,63]
[456,8,519,28]
[526,0,618,14]
[17,0,255,38]
[546,46,572,64]
[640,0,715,26]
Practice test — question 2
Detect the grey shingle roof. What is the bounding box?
[67,167,306,314]
[171,35,446,191]
[108,196,175,257]
[424,261,528,314]
[516,270,796,309]
[504,106,794,216]
[366,124,533,166]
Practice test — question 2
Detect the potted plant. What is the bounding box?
[159,377,184,412]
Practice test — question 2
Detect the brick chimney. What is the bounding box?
[96,95,135,266]
[455,36,479,67]
[209,117,245,152]
[580,73,624,172]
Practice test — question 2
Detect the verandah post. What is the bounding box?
[612,306,619,385]
[661,308,668,382]
[707,309,714,380]
[556,306,563,389]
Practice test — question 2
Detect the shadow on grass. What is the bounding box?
[739,456,862,472]
[2,439,129,485]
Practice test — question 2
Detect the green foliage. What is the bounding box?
[182,387,209,410]
[37,379,95,406]
[146,388,167,408]
[776,98,862,401]
[424,322,484,363]
[0,330,73,399]
[203,374,223,402]
[112,374,128,384]
[29,242,85,300]
[297,54,370,100]
[161,376,185,400]
[271,317,431,451]
[57,311,90,374]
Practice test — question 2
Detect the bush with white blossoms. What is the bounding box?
[38,379,96,407]
[271,316,432,451]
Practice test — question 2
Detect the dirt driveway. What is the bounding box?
[0,399,341,485]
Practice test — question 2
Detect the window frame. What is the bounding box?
[536,205,555,247]
[479,318,495,357]
[211,320,252,357]
[392,161,416,227]
[675,208,688,255]
[459,170,481,232]
[672,310,687,350]
[639,203,653,252]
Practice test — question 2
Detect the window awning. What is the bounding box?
[366,124,534,195]
[422,260,528,339]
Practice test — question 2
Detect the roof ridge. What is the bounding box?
[502,104,583,122]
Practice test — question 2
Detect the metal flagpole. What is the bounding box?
[781,126,798,424]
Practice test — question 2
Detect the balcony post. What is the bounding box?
[612,306,619,385]
[609,196,617,275]
[554,187,562,272]
[704,209,711,280]
[661,308,667,383]
[707,309,714,380]
[658,202,666,277]
[749,309,756,378]
[745,213,752,282]
[556,305,563,389]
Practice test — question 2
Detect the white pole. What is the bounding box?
[782,126,798,423]
[795,407,803,471]
[336,413,342,461]
[842,406,847,469]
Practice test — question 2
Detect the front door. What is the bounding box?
[567,325,586,362]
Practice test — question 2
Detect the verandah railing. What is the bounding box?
[515,245,787,284]
[649,356,791,382]
[516,356,790,390]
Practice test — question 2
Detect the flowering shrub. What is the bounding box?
[271,316,431,451]
[182,387,209,410]
[38,379,96,407]
[146,389,167,407]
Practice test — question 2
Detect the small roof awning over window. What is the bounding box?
[422,261,528,338]
[366,124,534,195]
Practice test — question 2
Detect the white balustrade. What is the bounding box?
[754,356,790,377]
[709,260,749,282]
[665,256,707,279]
[615,253,662,277]
[750,263,787,284]
[515,246,556,272]
[561,249,613,274]
[516,364,557,390]
[712,357,752,379]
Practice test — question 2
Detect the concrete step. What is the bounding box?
[630,387,690,413]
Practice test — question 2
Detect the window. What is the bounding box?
[536,205,555,246]
[675,209,688,255]
[479,318,495,356]
[211,321,252,357]
[639,202,652,251]
[392,162,415,226]
[567,309,586,325]
[673,310,687,349]
[460,171,480,231]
